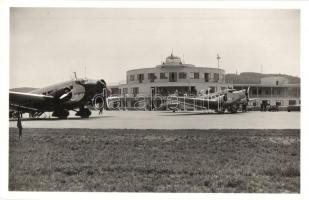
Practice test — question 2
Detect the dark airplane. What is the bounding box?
[9,77,107,119]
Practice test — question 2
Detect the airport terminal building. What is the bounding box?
[109,53,228,97]
[108,53,300,110]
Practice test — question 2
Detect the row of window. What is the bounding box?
[112,88,301,106]
[111,87,139,95]
[129,72,220,83]
[252,100,301,106]
[243,87,301,97]
[119,86,224,96]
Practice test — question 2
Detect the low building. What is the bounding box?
[234,76,300,109]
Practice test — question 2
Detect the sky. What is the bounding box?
[10,8,300,88]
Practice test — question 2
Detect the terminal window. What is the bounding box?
[169,72,177,82]
[111,88,120,95]
[289,100,296,105]
[137,74,144,83]
[265,88,271,95]
[258,88,262,95]
[131,87,139,95]
[148,73,156,82]
[130,74,135,81]
[252,87,257,95]
[123,88,128,94]
[160,72,168,79]
[214,73,219,82]
[179,72,187,79]
[194,72,199,79]
[204,73,209,82]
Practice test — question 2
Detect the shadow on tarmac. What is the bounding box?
[159,111,248,116]
[9,115,114,121]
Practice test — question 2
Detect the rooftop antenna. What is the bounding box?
[84,66,87,79]
[216,53,221,69]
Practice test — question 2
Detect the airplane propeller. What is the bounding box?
[223,93,228,102]
[95,79,107,109]
[59,87,73,102]
[245,86,250,102]
[97,79,106,88]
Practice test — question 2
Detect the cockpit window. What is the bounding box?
[75,78,85,84]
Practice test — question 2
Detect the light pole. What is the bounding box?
[216,53,221,111]
[217,53,221,69]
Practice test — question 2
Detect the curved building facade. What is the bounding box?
[107,53,300,110]
[111,53,228,97]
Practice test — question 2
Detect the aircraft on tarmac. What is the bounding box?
[166,88,253,113]
[9,75,107,119]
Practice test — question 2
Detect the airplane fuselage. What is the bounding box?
[169,89,248,113]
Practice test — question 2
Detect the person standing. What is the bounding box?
[99,107,103,115]
[17,115,23,140]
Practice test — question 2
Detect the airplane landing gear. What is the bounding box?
[52,109,69,119]
[76,107,91,118]
[228,105,238,113]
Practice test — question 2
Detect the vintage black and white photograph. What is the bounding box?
[8,7,300,193]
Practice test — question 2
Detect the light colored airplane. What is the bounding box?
[166,88,253,113]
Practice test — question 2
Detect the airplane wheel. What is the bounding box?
[228,106,237,113]
[77,108,91,118]
[52,109,69,119]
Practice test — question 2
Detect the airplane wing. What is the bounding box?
[248,98,260,101]
[9,91,55,112]
[175,96,222,109]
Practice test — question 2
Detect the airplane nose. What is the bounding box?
[96,79,106,92]
[99,79,106,88]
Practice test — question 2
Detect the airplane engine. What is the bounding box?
[58,87,73,102]
[56,85,86,103]
[96,79,107,94]
[94,79,107,109]
[245,87,250,102]
[93,94,106,110]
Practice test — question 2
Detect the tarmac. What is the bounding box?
[9,110,300,129]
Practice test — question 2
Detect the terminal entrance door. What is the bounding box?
[169,72,177,82]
